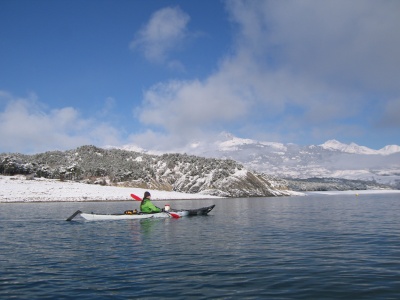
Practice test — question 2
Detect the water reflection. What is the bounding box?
[1,194,400,299]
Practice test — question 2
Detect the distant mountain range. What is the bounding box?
[2,134,397,196]
[119,133,400,188]
[319,139,400,155]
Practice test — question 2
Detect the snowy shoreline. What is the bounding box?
[306,190,400,196]
[0,175,221,203]
[1,175,399,203]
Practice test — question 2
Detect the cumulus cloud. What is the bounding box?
[0,92,123,153]
[233,0,400,92]
[134,0,400,149]
[140,76,250,132]
[130,6,190,65]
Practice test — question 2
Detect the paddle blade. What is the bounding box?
[66,210,82,221]
[130,193,142,201]
[169,212,180,219]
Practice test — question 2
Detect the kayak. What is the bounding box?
[66,205,215,221]
[80,211,188,221]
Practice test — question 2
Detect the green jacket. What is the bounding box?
[140,198,161,213]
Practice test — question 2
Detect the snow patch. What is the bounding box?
[0,175,221,203]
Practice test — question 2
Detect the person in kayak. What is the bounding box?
[140,191,162,213]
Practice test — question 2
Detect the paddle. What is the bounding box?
[130,193,142,201]
[130,193,180,219]
[66,210,82,221]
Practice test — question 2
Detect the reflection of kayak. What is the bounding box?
[66,205,215,221]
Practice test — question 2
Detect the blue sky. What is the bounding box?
[1,0,399,154]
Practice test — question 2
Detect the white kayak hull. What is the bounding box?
[66,205,214,221]
[80,211,189,221]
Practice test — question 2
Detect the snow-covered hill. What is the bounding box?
[0,146,296,198]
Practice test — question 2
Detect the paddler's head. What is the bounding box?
[144,191,151,199]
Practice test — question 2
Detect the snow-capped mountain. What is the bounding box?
[320,139,400,155]
[213,134,400,156]
[217,133,288,153]
[119,133,399,188]
[205,135,400,187]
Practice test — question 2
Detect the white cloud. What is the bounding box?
[130,6,190,65]
[240,0,400,92]
[134,0,400,149]
[140,75,250,133]
[0,92,123,153]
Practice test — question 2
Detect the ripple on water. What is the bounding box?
[1,195,400,299]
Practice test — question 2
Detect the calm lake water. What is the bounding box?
[1,193,400,299]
